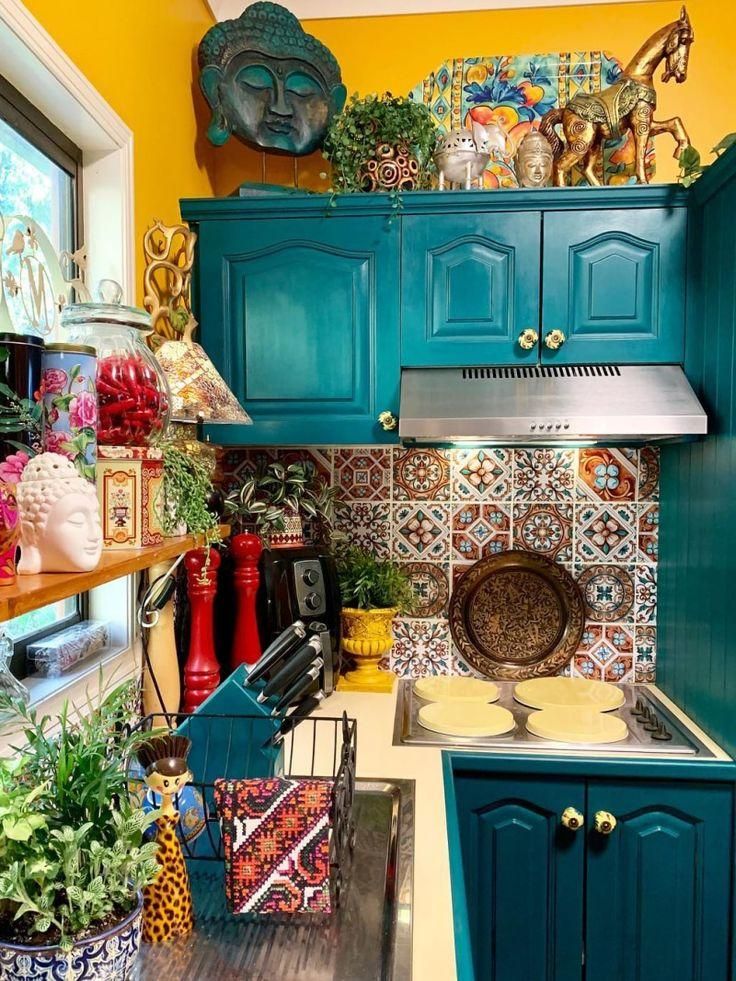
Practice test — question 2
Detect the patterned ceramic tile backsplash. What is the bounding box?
[219,446,660,684]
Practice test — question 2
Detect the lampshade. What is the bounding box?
[155,334,252,425]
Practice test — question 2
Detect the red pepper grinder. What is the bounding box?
[182,547,221,713]
[230,533,263,668]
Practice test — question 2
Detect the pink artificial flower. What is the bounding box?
[47,407,59,425]
[68,391,97,430]
[0,451,29,483]
[42,367,68,394]
[44,431,73,457]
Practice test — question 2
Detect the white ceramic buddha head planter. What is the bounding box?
[17,453,103,574]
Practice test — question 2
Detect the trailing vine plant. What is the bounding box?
[161,442,220,542]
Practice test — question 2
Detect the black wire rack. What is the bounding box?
[129,710,357,909]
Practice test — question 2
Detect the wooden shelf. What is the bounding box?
[0,527,230,622]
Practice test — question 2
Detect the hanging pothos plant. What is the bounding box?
[678,133,736,187]
[323,92,437,200]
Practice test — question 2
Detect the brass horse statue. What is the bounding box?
[540,7,694,185]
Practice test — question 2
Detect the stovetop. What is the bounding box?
[393,680,716,758]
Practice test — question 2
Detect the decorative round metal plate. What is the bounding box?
[449,550,585,680]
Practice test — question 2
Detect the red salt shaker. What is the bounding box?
[182,547,221,712]
[230,533,263,668]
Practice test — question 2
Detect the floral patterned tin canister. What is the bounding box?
[41,342,97,481]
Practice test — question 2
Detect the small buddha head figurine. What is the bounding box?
[515,130,554,188]
[137,734,193,818]
[198,1,347,156]
[17,453,103,575]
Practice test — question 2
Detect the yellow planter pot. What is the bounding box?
[338,606,398,694]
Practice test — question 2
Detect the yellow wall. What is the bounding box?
[23,0,216,300]
[211,0,735,194]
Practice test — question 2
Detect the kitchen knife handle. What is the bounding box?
[271,663,323,717]
[257,638,322,702]
[269,691,326,747]
[244,621,306,687]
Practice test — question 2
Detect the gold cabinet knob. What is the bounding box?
[377,410,398,432]
[560,806,584,831]
[517,328,539,351]
[544,329,566,351]
[594,810,617,835]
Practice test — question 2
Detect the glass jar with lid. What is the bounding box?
[60,303,170,446]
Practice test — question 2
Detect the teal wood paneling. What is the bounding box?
[659,146,736,757]
[446,761,584,981]
[585,780,733,981]
[401,212,541,365]
[542,208,686,364]
[192,215,400,445]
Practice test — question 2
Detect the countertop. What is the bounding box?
[303,683,729,981]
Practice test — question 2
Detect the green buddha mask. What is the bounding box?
[198,2,347,156]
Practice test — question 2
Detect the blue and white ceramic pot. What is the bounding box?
[0,891,143,980]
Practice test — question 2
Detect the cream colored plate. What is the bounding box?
[414,676,500,704]
[526,708,628,744]
[418,701,515,738]
[514,677,625,712]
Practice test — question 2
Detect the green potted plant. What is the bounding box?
[323,92,437,197]
[336,545,415,693]
[0,682,160,979]
[224,459,339,548]
[161,441,220,539]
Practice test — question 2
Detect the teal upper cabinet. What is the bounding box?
[541,208,686,364]
[191,213,400,445]
[585,779,732,981]
[401,212,541,366]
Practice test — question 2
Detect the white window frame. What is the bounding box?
[0,0,138,719]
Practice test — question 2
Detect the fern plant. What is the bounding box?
[0,681,160,950]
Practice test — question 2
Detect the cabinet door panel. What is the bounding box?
[585,780,732,981]
[195,216,399,444]
[542,209,686,364]
[402,212,541,366]
[451,772,584,981]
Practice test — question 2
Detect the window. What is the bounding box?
[0,73,81,254]
[0,75,85,683]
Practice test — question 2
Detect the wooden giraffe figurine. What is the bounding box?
[137,734,195,943]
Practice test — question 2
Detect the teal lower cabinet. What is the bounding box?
[443,754,736,981]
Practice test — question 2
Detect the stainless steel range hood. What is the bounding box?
[399,365,707,446]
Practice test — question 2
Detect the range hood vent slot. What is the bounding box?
[462,365,623,381]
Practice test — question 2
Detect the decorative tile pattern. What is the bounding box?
[393,503,450,561]
[452,503,512,561]
[576,564,635,622]
[513,449,575,501]
[402,561,450,618]
[217,444,662,681]
[451,448,512,501]
[635,626,657,682]
[638,446,660,501]
[393,449,450,500]
[513,503,573,563]
[572,624,634,682]
[576,504,637,563]
[577,448,637,502]
[638,503,659,563]
[334,448,390,501]
[335,501,391,558]
[635,565,657,624]
[391,619,452,677]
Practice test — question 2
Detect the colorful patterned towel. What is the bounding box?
[214,777,333,915]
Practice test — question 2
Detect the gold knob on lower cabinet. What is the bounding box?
[377,410,398,432]
[560,806,584,831]
[517,328,539,350]
[594,810,617,835]
[544,329,566,351]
